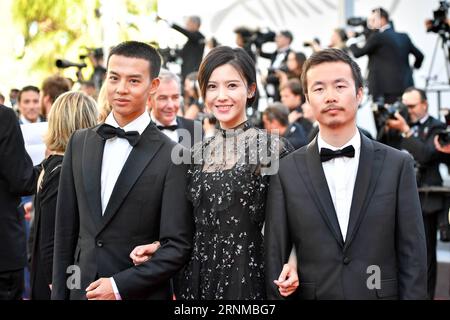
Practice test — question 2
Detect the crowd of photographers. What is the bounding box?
[1,4,450,300]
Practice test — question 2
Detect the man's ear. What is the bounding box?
[356,87,363,104]
[149,77,160,95]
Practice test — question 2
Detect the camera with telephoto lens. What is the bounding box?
[347,16,376,39]
[373,98,408,131]
[438,128,450,146]
[158,47,182,66]
[426,0,450,35]
[250,29,276,49]
[437,111,450,146]
[303,38,321,47]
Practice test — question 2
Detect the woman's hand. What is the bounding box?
[129,241,161,265]
[274,263,299,297]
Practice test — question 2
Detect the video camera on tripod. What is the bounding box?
[426,0,450,36]
[425,1,450,88]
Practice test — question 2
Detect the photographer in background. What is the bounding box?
[386,87,446,299]
[262,102,307,150]
[234,27,257,61]
[158,15,205,82]
[305,28,349,54]
[275,51,307,87]
[259,30,293,102]
[86,48,106,92]
[348,7,424,104]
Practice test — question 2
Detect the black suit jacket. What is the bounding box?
[401,116,446,213]
[283,123,307,150]
[0,105,38,272]
[176,116,202,149]
[350,28,424,102]
[265,132,427,299]
[29,154,63,299]
[171,23,205,79]
[51,122,194,300]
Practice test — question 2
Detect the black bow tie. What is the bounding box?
[157,124,178,131]
[96,123,140,146]
[320,145,355,162]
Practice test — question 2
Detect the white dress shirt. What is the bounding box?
[272,47,290,69]
[317,130,361,241]
[101,111,150,214]
[150,111,179,143]
[100,111,150,300]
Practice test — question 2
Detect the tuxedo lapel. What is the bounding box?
[99,124,163,233]
[344,134,385,250]
[83,127,105,230]
[297,138,344,246]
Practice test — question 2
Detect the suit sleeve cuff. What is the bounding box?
[110,277,122,300]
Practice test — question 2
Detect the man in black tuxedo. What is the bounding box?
[265,49,427,299]
[349,7,424,104]
[386,87,446,299]
[0,105,38,299]
[51,41,194,300]
[149,69,202,149]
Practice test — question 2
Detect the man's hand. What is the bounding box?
[129,241,161,266]
[23,202,33,221]
[85,278,116,300]
[434,135,450,153]
[386,112,410,134]
[274,263,299,297]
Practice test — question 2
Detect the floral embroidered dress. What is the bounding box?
[179,121,292,300]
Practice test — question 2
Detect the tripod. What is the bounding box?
[425,32,450,89]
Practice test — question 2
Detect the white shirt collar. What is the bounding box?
[104,110,150,135]
[150,111,177,127]
[379,24,391,33]
[20,115,41,124]
[317,129,361,153]
[419,114,429,125]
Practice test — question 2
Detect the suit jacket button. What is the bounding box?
[343,257,351,265]
[96,240,103,247]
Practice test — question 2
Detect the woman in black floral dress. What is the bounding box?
[131,46,298,299]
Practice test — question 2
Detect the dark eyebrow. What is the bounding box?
[334,78,350,84]
[207,79,241,85]
[109,71,143,78]
[311,80,325,87]
[311,78,350,87]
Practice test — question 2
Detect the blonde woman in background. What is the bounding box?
[29,92,98,299]
[96,82,112,123]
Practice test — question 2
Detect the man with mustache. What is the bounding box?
[265,49,427,299]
